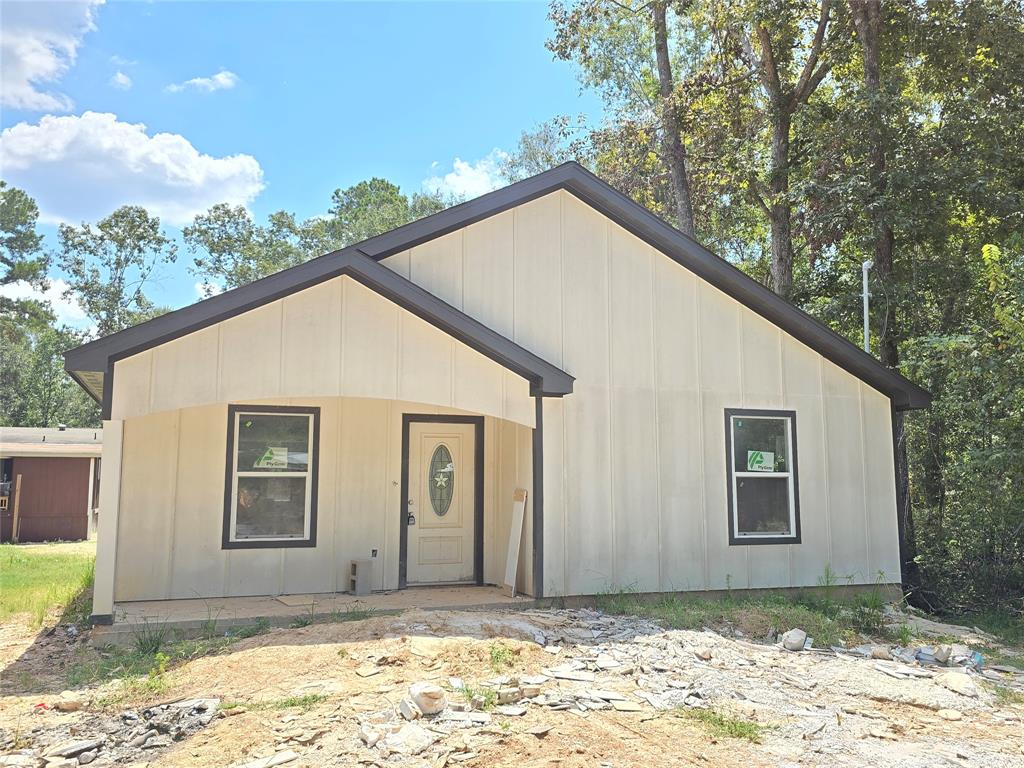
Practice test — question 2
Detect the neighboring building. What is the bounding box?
[0,426,102,542]
[63,164,930,624]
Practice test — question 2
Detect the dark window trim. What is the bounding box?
[399,414,484,588]
[724,408,801,546]
[222,404,320,550]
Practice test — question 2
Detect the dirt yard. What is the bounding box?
[1,601,1023,767]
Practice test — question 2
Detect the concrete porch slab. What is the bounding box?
[94,585,533,646]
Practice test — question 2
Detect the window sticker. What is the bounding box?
[747,450,775,472]
[254,446,288,469]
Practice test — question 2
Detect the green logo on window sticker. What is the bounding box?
[747,450,775,472]
[254,446,288,469]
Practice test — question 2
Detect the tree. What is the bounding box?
[0,180,49,326]
[325,178,449,247]
[57,206,177,336]
[548,0,698,235]
[185,205,320,296]
[727,0,837,299]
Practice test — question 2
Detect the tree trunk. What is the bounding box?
[768,109,794,300]
[851,0,898,368]
[652,0,696,237]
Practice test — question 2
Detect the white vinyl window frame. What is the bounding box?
[223,405,320,549]
[725,409,801,545]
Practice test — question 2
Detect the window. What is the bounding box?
[223,405,319,549]
[725,409,800,545]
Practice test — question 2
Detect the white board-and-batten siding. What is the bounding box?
[107,188,900,603]
[114,398,534,600]
[379,191,901,597]
[109,276,535,428]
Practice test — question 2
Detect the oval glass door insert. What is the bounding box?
[429,444,454,516]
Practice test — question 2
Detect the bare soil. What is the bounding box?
[2,607,1022,768]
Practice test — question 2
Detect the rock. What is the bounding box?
[53,692,83,712]
[398,698,422,721]
[870,646,892,660]
[44,740,103,759]
[934,644,953,664]
[611,699,643,712]
[232,751,299,768]
[381,723,434,756]
[781,629,808,652]
[496,687,521,704]
[936,672,978,697]
[0,755,40,767]
[522,684,542,698]
[528,725,553,737]
[695,648,712,661]
[77,750,96,765]
[359,723,382,747]
[495,705,527,716]
[408,682,446,715]
[937,709,963,721]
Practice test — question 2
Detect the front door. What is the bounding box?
[405,420,477,584]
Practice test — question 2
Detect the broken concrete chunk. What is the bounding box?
[399,698,422,721]
[231,751,299,768]
[409,681,446,714]
[611,699,643,712]
[495,705,527,716]
[934,644,953,664]
[694,647,713,661]
[870,646,892,660]
[528,725,553,737]
[359,723,382,747]
[937,709,963,721]
[496,687,522,704]
[781,629,808,652]
[936,672,978,698]
[381,723,434,756]
[44,740,104,758]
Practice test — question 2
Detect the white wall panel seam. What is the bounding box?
[605,217,616,588]
[695,281,709,590]
[779,329,794,588]
[166,409,182,599]
[648,247,664,591]
[858,383,871,580]
[818,357,833,566]
[737,298,750,588]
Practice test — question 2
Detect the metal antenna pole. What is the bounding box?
[862,260,874,353]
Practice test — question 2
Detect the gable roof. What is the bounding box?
[65,162,930,414]
[65,249,575,418]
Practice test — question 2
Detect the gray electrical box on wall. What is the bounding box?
[350,558,373,596]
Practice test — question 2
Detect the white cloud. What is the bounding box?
[0,111,265,226]
[0,278,90,328]
[109,70,132,90]
[166,69,239,94]
[0,0,103,111]
[423,149,509,200]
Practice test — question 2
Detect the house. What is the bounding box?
[64,163,929,624]
[1,426,102,542]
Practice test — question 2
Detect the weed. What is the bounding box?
[893,624,913,646]
[132,619,169,655]
[231,618,271,639]
[992,685,1024,706]
[337,648,349,659]
[489,643,515,672]
[458,684,497,710]
[676,707,765,742]
[251,694,327,711]
[200,605,223,640]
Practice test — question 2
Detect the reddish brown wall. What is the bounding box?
[0,457,91,542]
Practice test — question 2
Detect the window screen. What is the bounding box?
[725,410,800,544]
[224,407,319,548]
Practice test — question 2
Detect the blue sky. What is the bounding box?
[0,0,600,324]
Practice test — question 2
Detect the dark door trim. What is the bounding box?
[399,414,484,589]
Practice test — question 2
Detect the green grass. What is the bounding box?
[676,707,766,742]
[0,543,95,627]
[457,683,497,710]
[595,583,894,648]
[992,685,1024,706]
[489,642,515,672]
[248,693,328,711]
